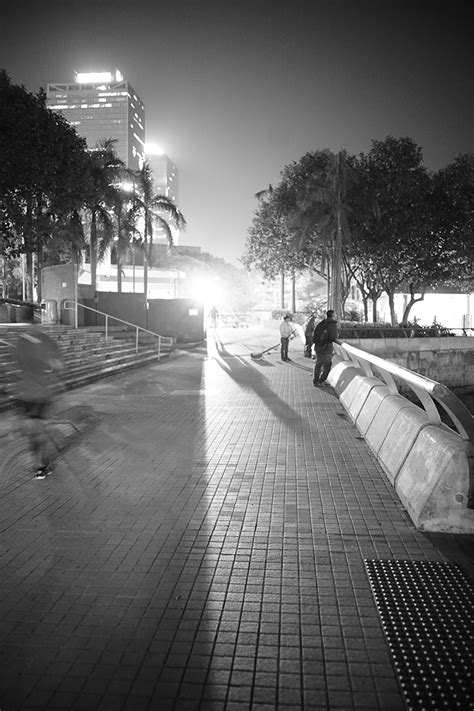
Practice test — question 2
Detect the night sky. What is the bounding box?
[1,0,472,264]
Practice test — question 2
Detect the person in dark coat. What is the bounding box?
[304,312,316,358]
[312,310,339,386]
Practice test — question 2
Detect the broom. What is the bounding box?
[250,329,297,360]
[250,342,280,360]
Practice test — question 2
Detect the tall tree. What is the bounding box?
[132,162,186,322]
[299,150,359,315]
[270,149,359,314]
[274,149,333,277]
[110,186,139,293]
[425,154,474,296]
[0,71,89,299]
[354,136,432,325]
[242,187,314,311]
[84,139,125,292]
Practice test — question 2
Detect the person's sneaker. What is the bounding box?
[35,465,52,480]
[313,381,320,387]
[320,381,330,387]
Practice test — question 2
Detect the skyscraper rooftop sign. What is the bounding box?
[75,69,123,84]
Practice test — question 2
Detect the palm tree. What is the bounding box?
[85,139,124,291]
[301,150,358,315]
[133,162,186,323]
[111,187,139,293]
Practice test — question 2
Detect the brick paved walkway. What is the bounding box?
[0,326,472,710]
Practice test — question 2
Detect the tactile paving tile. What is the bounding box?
[364,559,473,710]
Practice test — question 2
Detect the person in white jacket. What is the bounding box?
[279,314,294,362]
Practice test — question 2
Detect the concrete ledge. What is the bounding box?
[394,426,474,533]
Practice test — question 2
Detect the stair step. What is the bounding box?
[0,324,175,412]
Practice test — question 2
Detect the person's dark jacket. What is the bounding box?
[304,316,316,339]
[313,317,338,354]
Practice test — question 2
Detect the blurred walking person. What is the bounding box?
[14,308,64,479]
[209,305,218,328]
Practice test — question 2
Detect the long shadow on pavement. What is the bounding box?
[0,353,243,709]
[210,332,305,434]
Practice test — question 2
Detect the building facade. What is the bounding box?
[146,153,179,204]
[46,70,189,297]
[46,70,145,170]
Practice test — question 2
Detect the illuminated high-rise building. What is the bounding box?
[144,146,180,249]
[145,148,179,204]
[46,70,145,170]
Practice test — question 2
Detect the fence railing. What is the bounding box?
[63,301,174,361]
[336,341,473,441]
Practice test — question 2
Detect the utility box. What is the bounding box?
[41,299,58,324]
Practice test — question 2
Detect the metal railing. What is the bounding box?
[63,301,174,361]
[335,341,473,440]
[335,341,474,507]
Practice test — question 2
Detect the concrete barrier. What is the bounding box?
[364,393,420,455]
[341,375,386,428]
[329,359,473,533]
[394,426,473,532]
[378,405,431,484]
[328,360,363,398]
[354,383,391,437]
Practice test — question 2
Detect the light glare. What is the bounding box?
[145,143,164,156]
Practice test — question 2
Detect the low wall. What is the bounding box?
[345,337,474,390]
[79,292,205,343]
[328,358,474,533]
[264,320,474,389]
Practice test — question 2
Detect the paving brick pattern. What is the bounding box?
[0,326,472,710]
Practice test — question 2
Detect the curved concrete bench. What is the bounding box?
[328,357,474,533]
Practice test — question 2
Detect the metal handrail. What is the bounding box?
[63,301,174,361]
[336,341,473,443]
[336,341,474,508]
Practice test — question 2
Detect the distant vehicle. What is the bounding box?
[220,313,250,328]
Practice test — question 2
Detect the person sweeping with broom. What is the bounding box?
[279,314,295,362]
[249,314,297,361]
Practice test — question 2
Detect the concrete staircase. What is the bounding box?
[0,324,175,412]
